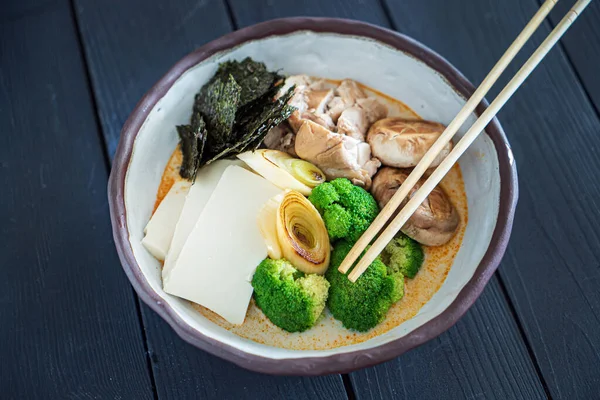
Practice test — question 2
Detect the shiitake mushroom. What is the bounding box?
[367,118,453,168]
[371,167,460,246]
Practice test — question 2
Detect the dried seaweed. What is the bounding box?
[204,85,296,164]
[236,85,296,152]
[193,74,241,146]
[213,58,283,106]
[176,58,296,177]
[177,113,207,180]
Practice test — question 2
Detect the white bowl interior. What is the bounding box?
[124,32,500,359]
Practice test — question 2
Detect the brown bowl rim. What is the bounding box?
[108,17,518,376]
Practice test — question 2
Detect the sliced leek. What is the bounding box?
[257,193,284,259]
[284,159,326,187]
[237,149,325,195]
[276,190,330,275]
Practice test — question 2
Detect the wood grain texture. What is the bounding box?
[0,1,153,398]
[350,279,546,400]
[227,0,389,27]
[382,0,600,398]
[546,0,600,114]
[143,303,346,400]
[74,0,233,158]
[72,0,348,397]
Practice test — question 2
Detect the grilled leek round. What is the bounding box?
[276,190,330,274]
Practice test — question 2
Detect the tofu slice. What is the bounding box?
[163,166,282,325]
[142,180,191,261]
[163,159,245,280]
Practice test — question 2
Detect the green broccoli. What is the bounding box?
[251,258,330,332]
[309,178,379,242]
[380,233,425,279]
[326,241,404,332]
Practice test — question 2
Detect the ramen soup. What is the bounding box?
[142,59,467,350]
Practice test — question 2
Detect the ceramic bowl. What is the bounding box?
[108,17,518,375]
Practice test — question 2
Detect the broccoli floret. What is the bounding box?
[381,233,425,279]
[326,241,404,332]
[323,204,352,240]
[309,178,379,243]
[308,180,340,211]
[252,258,329,332]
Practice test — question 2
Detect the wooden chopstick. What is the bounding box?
[337,0,559,275]
[345,0,591,283]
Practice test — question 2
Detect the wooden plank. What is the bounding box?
[143,302,346,400]
[73,0,232,157]
[350,279,546,399]
[227,0,389,27]
[381,0,600,398]
[0,1,154,398]
[547,0,600,114]
[228,0,546,398]
[72,0,348,397]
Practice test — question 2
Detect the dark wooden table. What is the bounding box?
[2,0,600,398]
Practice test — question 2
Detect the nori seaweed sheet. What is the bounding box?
[213,58,282,106]
[203,85,296,164]
[176,58,296,177]
[176,113,207,180]
[193,74,241,146]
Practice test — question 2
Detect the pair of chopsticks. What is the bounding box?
[340,0,591,282]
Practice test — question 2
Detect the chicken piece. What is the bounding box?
[367,118,452,168]
[326,96,347,122]
[337,106,369,141]
[301,112,336,131]
[356,97,388,124]
[336,79,367,105]
[356,142,381,177]
[280,75,336,132]
[295,120,381,189]
[288,88,336,132]
[278,74,312,95]
[325,80,367,123]
[327,80,387,127]
[308,79,328,90]
[336,96,388,141]
[371,167,459,246]
[307,89,334,113]
[263,124,297,156]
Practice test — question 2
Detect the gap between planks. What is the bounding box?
[67,0,160,398]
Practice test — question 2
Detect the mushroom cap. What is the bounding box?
[371,167,459,246]
[367,118,453,168]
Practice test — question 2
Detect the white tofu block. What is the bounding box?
[142,180,190,261]
[163,159,245,280]
[163,166,282,325]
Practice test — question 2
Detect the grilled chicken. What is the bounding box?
[337,98,388,141]
[295,120,380,189]
[281,75,336,132]
[326,79,368,122]
[356,97,388,124]
[336,79,367,105]
[337,106,369,141]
